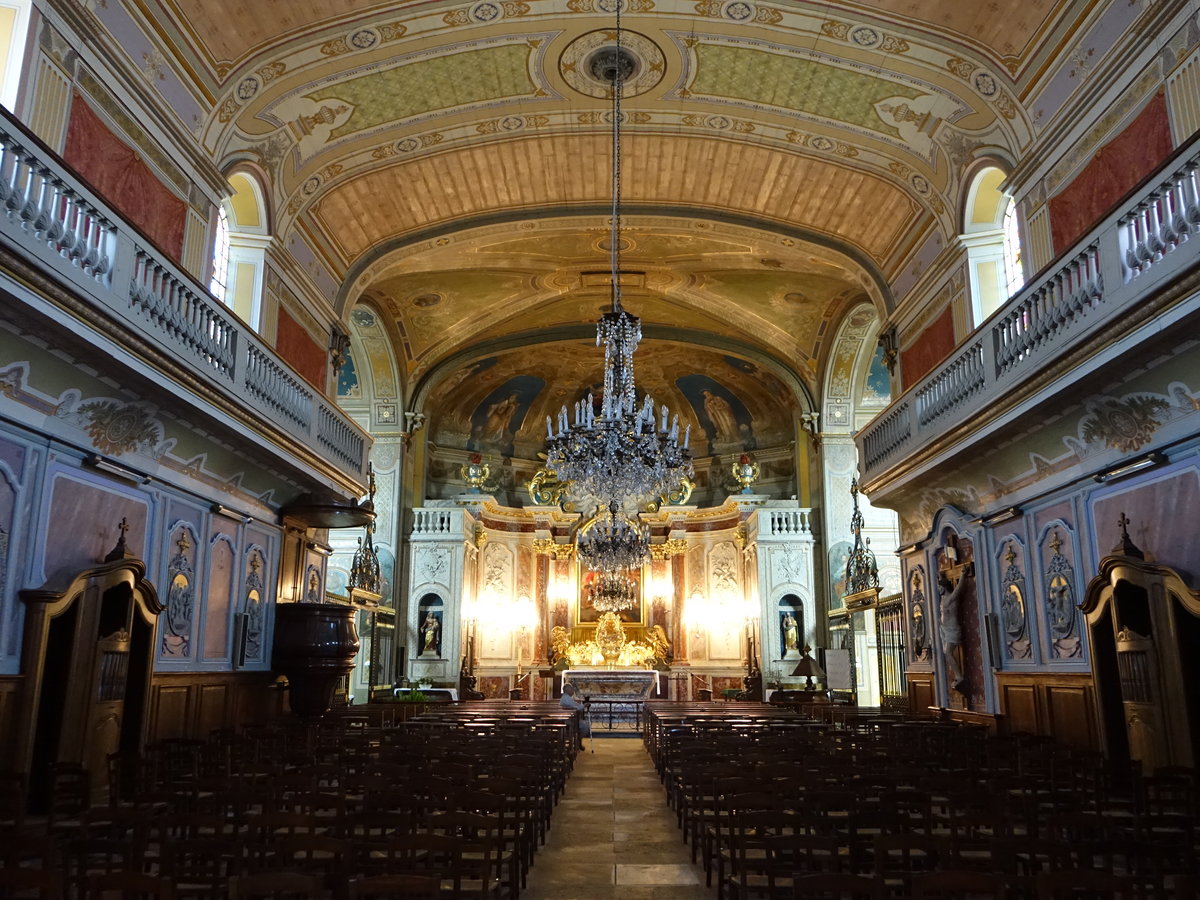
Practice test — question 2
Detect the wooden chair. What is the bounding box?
[47,762,90,836]
[0,833,59,871]
[873,834,948,897]
[791,873,884,899]
[0,773,26,833]
[68,836,147,896]
[160,836,243,900]
[257,833,348,895]
[911,870,1007,898]
[1034,871,1143,898]
[83,871,175,899]
[0,866,64,899]
[227,871,323,899]
[348,875,442,899]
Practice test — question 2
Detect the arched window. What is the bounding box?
[1002,199,1025,297]
[0,1,32,111]
[960,166,1024,327]
[209,206,230,303]
[212,171,270,328]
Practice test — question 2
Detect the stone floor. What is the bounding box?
[521,736,715,900]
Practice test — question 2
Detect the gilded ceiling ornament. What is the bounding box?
[559,29,665,99]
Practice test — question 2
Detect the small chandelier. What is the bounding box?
[843,479,880,597]
[587,569,639,613]
[349,464,382,596]
[578,500,650,572]
[544,2,693,513]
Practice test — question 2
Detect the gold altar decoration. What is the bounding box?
[650,538,688,559]
[551,620,667,669]
[532,538,577,560]
[732,453,760,493]
[646,475,696,512]
[595,612,625,663]
[526,467,571,509]
[461,453,490,491]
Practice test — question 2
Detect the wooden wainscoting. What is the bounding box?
[996,671,1097,750]
[147,671,286,742]
[0,676,21,768]
[907,672,935,714]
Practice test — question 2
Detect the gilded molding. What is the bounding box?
[650,538,688,559]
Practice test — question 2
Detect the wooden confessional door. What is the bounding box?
[1082,556,1200,772]
[19,557,161,808]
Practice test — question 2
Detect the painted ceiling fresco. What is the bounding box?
[168,0,1072,276]
[359,216,871,387]
[425,340,799,461]
[106,0,1104,409]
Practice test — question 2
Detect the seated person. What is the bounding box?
[560,683,591,747]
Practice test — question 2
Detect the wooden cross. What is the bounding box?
[1049,530,1063,555]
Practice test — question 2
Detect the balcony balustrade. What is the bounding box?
[0,110,368,486]
[857,134,1200,484]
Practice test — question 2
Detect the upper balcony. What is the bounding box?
[0,108,369,495]
[856,132,1200,497]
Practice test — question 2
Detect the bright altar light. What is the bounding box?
[684,590,712,633]
[512,595,538,632]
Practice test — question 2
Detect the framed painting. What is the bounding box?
[576,566,644,625]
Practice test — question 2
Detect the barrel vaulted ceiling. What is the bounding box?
[107,0,1101,404]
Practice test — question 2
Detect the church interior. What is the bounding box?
[1,0,1200,895]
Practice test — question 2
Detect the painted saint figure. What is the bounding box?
[702,389,742,445]
[472,392,519,448]
[937,561,973,693]
[420,611,440,656]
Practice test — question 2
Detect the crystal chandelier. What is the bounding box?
[544,3,693,514]
[587,569,639,613]
[578,500,650,572]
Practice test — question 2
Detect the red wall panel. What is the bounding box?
[1049,94,1173,255]
[63,95,187,263]
[275,307,327,390]
[900,306,956,388]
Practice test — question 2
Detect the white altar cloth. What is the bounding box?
[562,668,659,699]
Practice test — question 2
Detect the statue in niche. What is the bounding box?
[647,625,673,668]
[781,611,799,653]
[420,611,441,656]
[548,625,572,669]
[937,561,974,693]
[909,569,929,660]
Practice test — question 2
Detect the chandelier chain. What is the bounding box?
[610,0,622,313]
[543,0,693,519]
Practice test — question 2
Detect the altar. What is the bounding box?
[562,669,658,732]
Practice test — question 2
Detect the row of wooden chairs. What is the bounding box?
[3,707,589,899]
[645,706,1198,899]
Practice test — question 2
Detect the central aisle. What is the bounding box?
[521,737,715,900]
